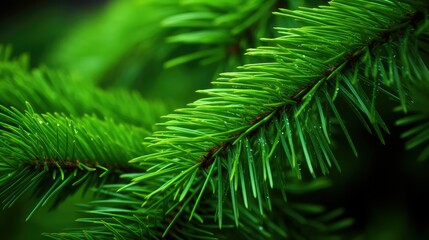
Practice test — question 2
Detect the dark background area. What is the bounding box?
[1,1,429,239]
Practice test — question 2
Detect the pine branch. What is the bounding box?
[122,0,429,235]
[0,46,174,219]
[0,47,170,219]
[0,102,151,219]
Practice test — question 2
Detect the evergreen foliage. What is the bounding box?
[0,0,428,239]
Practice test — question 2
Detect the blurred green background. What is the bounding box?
[1,0,429,239]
